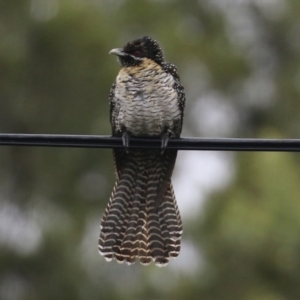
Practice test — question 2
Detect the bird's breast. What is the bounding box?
[114,60,181,137]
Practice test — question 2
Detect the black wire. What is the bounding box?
[0,133,300,151]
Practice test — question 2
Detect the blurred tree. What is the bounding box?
[0,0,300,299]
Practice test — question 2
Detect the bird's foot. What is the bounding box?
[161,133,169,154]
[122,131,130,153]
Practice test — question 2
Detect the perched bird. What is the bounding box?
[98,36,186,266]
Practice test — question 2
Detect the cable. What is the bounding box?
[0,133,300,151]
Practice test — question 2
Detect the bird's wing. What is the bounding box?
[162,62,186,132]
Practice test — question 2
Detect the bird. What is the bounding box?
[98,36,186,266]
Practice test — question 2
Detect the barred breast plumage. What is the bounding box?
[98,36,185,266]
[113,59,181,137]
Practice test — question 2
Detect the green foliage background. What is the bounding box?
[1,0,300,299]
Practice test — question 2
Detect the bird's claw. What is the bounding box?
[122,131,130,153]
[161,133,169,154]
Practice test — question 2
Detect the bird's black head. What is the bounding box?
[109,36,164,67]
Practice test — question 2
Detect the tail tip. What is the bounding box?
[154,257,169,267]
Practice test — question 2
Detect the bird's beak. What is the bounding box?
[109,48,127,56]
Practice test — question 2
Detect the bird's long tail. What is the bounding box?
[98,149,182,266]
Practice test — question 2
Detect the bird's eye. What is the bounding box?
[133,51,141,57]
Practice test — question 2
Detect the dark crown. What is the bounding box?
[123,36,164,65]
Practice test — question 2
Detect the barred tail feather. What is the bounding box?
[159,183,182,259]
[118,151,148,264]
[98,156,137,261]
[98,149,182,266]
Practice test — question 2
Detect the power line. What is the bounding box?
[0,133,300,151]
